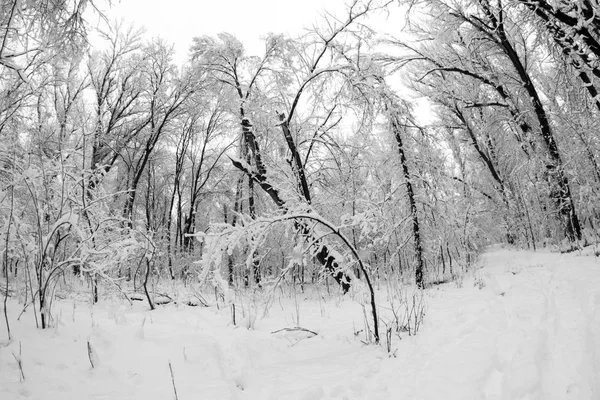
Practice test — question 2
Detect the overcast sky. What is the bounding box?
[101,0,351,61]
[92,0,431,121]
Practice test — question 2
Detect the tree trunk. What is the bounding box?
[227,175,244,286]
[390,112,425,288]
[248,174,260,286]
[166,181,178,280]
[143,259,155,311]
[479,0,582,242]
[232,118,352,293]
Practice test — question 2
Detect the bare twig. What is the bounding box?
[87,341,95,368]
[12,341,24,381]
[168,361,179,400]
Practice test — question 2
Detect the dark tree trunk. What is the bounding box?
[166,182,178,280]
[518,0,600,111]
[390,113,425,289]
[232,118,352,293]
[248,175,260,286]
[39,289,46,329]
[478,0,582,242]
[143,259,154,311]
[446,244,453,276]
[453,106,517,243]
[166,123,192,280]
[123,139,157,228]
[93,275,98,304]
[244,131,261,287]
[223,203,234,286]
[228,175,244,286]
[145,165,153,231]
[182,208,196,253]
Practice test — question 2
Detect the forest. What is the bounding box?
[1,0,600,398]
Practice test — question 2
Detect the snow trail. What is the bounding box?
[480,250,600,400]
[1,248,599,399]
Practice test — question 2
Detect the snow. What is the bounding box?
[1,248,600,399]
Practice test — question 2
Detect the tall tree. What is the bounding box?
[394,0,582,242]
[121,39,194,226]
[87,23,148,192]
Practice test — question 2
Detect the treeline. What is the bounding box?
[1,0,599,325]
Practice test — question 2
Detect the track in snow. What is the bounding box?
[1,248,599,399]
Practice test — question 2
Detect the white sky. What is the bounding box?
[100,0,352,61]
[90,0,433,122]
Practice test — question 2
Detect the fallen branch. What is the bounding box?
[271,327,318,336]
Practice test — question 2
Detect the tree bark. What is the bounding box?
[477,0,582,242]
[390,113,425,288]
[232,118,352,293]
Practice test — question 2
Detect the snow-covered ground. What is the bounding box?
[1,248,599,399]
